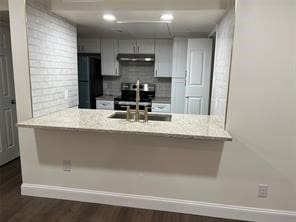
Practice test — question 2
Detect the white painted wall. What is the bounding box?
[226,0,296,189]
[210,9,235,119]
[9,0,296,221]
[26,1,78,117]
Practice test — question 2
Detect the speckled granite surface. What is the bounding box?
[17,108,232,141]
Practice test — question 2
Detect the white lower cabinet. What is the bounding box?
[152,103,171,113]
[171,78,186,113]
[96,100,114,110]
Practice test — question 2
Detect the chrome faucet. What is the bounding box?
[135,80,140,122]
[125,80,149,122]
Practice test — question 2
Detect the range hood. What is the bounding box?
[117,54,155,62]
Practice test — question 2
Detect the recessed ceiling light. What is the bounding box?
[160,14,174,21]
[103,14,116,22]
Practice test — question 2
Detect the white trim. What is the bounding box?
[208,24,217,38]
[22,183,296,222]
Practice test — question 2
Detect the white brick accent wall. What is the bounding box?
[26,1,78,117]
[210,9,235,120]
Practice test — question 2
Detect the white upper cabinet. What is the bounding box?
[101,39,119,76]
[118,39,155,54]
[154,39,173,78]
[172,38,188,78]
[136,40,155,54]
[118,40,137,54]
[78,39,101,53]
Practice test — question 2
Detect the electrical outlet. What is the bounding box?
[64,89,69,100]
[63,160,71,172]
[258,184,269,198]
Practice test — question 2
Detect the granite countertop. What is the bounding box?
[152,97,171,104]
[17,108,232,141]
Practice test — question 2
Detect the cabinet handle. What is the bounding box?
[137,46,140,53]
[152,106,166,110]
[133,46,135,54]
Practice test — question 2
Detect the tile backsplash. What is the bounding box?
[103,62,172,98]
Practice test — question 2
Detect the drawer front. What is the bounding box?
[96,100,114,110]
[152,103,171,113]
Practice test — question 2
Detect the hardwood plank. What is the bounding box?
[0,159,248,222]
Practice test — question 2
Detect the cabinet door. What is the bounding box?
[155,40,173,77]
[78,39,100,53]
[136,40,155,54]
[118,40,136,54]
[172,38,188,78]
[101,39,119,76]
[152,103,171,113]
[171,78,186,114]
[96,100,114,110]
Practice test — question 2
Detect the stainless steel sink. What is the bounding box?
[109,112,172,122]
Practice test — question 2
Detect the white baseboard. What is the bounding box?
[22,183,296,222]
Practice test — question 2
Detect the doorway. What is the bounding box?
[208,33,216,115]
[0,20,19,166]
[184,39,213,115]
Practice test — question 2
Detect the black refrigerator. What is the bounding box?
[78,54,103,109]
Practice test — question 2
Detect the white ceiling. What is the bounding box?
[57,10,226,38]
[51,0,234,38]
[52,0,234,11]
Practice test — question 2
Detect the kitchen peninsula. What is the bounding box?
[17,108,232,141]
[17,107,232,212]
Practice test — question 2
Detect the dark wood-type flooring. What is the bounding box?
[0,158,247,222]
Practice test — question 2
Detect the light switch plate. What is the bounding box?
[258,184,269,198]
[63,160,71,172]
